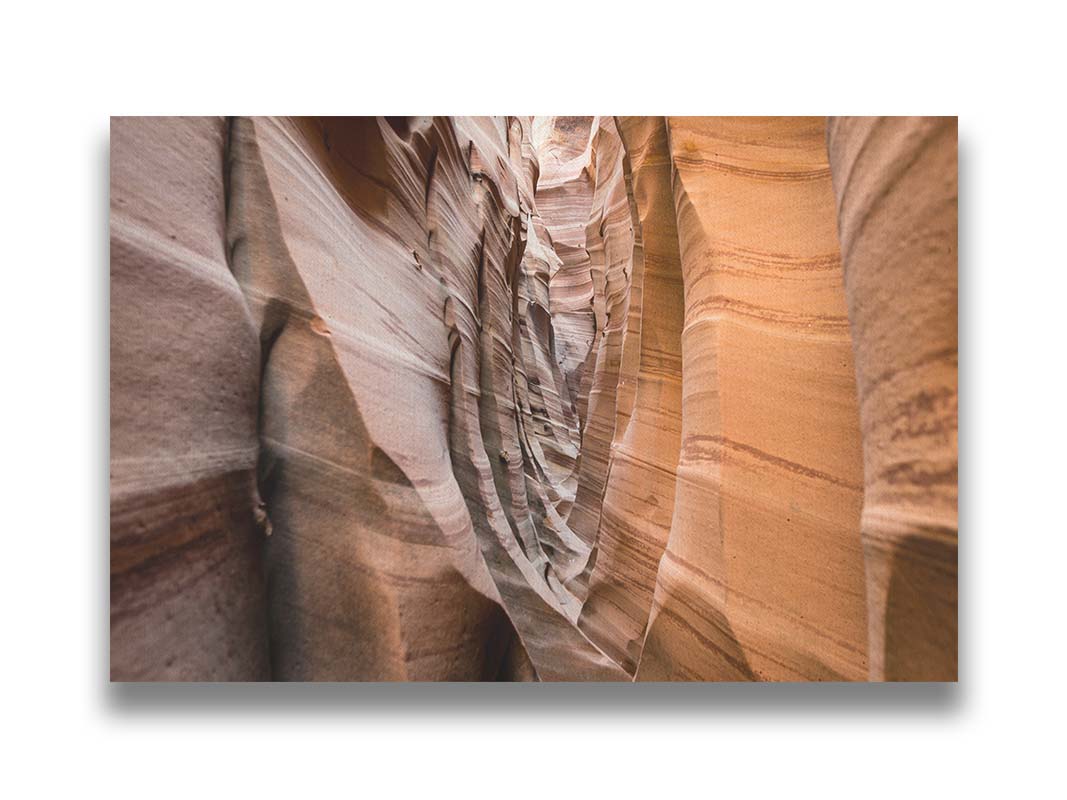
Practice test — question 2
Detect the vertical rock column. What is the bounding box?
[637,117,868,681]
[578,116,685,675]
[827,116,958,681]
[110,117,270,680]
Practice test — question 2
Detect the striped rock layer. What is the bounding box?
[111,116,957,681]
[827,117,958,681]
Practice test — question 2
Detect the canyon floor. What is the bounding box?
[110,116,958,681]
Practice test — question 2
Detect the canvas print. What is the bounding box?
[110,116,958,682]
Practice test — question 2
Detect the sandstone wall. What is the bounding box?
[110,117,270,680]
[636,117,868,681]
[112,116,626,680]
[533,117,597,432]
[111,116,957,681]
[577,117,685,674]
[827,116,958,681]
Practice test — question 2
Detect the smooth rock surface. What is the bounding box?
[636,117,868,681]
[110,116,270,680]
[827,116,958,681]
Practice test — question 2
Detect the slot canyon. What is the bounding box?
[110,116,958,681]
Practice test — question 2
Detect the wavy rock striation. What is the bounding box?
[577,117,684,674]
[111,116,957,681]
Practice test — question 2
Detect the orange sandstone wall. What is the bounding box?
[636,117,868,681]
[827,116,958,681]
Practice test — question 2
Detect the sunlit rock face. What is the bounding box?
[110,116,956,681]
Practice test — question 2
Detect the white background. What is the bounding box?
[2,1,1064,797]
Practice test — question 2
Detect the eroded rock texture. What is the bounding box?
[111,116,957,681]
[577,117,684,674]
